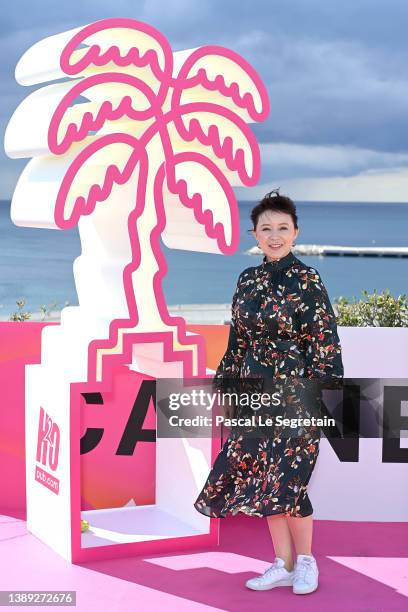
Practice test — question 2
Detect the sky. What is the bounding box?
[2,0,408,202]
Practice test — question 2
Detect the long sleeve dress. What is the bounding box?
[194,250,344,518]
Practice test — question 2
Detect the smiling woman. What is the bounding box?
[249,189,299,261]
[194,189,344,596]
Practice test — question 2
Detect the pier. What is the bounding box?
[248,245,408,258]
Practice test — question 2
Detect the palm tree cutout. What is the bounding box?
[5,17,269,384]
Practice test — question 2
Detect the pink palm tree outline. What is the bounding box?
[46,17,270,383]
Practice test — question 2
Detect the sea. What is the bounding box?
[0,200,407,318]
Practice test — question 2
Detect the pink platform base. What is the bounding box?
[1,512,407,611]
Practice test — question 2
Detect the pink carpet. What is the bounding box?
[0,511,407,611]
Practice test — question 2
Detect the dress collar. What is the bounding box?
[261,250,296,271]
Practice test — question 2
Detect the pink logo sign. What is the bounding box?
[5,17,270,385]
[35,407,60,494]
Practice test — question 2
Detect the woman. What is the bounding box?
[194,190,344,596]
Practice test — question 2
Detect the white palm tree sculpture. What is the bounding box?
[5,17,270,385]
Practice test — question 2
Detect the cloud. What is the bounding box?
[233,141,408,201]
[235,142,408,202]
[258,142,408,178]
[236,166,408,202]
[2,1,408,200]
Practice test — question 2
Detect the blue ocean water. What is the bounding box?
[0,200,407,318]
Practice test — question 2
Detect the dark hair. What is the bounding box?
[249,188,298,230]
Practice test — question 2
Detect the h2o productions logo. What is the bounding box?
[35,407,61,494]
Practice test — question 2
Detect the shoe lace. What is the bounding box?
[295,558,314,581]
[261,561,284,580]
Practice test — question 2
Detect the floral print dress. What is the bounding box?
[194,250,344,518]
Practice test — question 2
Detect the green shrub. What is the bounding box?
[9,299,31,321]
[39,301,59,321]
[334,289,408,327]
[8,299,70,321]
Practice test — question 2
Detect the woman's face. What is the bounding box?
[252,210,299,261]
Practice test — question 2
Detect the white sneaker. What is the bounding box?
[293,554,319,594]
[245,557,294,591]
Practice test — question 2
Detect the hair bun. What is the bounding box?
[265,188,281,197]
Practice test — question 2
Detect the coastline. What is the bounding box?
[0,304,233,324]
[0,302,341,324]
[1,203,408,313]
